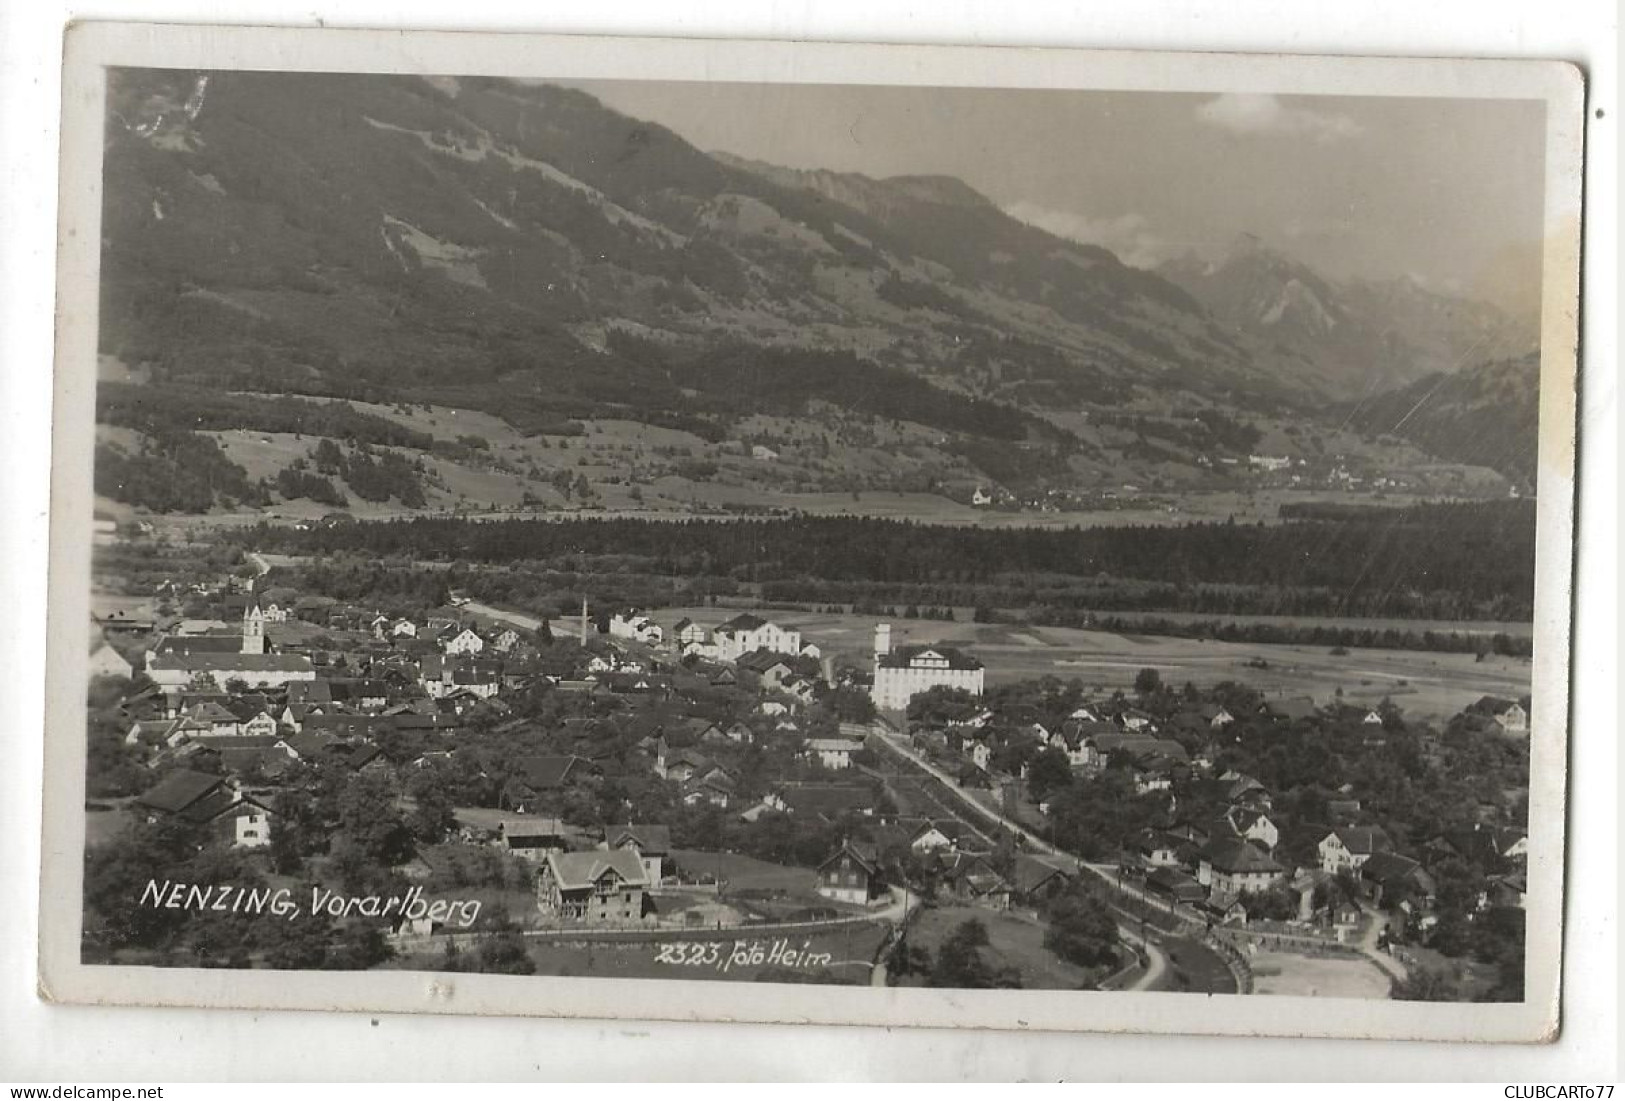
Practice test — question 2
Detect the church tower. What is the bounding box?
[242,583,266,655]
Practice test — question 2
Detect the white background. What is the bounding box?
[0,0,1616,1082]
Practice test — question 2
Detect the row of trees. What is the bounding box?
[242,501,1538,621]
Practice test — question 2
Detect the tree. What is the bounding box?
[405,769,457,844]
[333,770,413,868]
[1134,667,1163,695]
[1026,746,1075,800]
[928,918,1020,989]
[1393,965,1464,1002]
[1042,885,1120,968]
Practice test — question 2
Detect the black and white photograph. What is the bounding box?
[37,24,1586,1042]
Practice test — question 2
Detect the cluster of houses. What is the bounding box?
[908,690,1531,934]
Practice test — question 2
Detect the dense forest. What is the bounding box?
[236,500,1537,622]
[98,382,437,450]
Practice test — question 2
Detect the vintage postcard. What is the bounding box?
[40,22,1584,1041]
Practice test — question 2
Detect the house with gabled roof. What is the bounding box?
[714,613,802,662]
[134,769,275,848]
[1198,838,1285,902]
[806,737,863,771]
[604,823,672,883]
[537,850,650,926]
[505,755,591,812]
[1318,825,1394,874]
[1011,853,1075,904]
[1265,696,1318,723]
[816,839,887,905]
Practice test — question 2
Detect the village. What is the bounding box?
[82,544,1533,997]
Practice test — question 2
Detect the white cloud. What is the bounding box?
[1195,94,1363,144]
[1005,203,1169,269]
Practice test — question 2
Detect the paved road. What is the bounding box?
[868,727,1207,993]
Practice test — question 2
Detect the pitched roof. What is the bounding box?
[877,645,982,671]
[819,839,880,875]
[607,823,672,853]
[136,769,226,815]
[545,849,650,890]
[1012,853,1075,894]
[154,635,246,657]
[806,738,863,753]
[716,613,769,633]
[498,816,570,841]
[778,784,874,818]
[1200,838,1283,875]
[1267,696,1318,721]
[150,653,314,674]
[1329,825,1393,855]
[512,755,585,791]
[737,649,793,673]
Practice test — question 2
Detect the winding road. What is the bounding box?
[864,724,1233,994]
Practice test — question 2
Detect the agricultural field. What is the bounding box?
[648,606,1532,721]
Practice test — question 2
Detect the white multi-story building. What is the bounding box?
[713,613,801,662]
[609,611,664,645]
[869,623,984,712]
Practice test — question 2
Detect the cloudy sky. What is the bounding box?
[564,80,1546,319]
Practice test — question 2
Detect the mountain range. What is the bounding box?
[1159,235,1537,397]
[95,69,1541,504]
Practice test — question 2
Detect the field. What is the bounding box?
[1249,950,1392,999]
[667,850,818,895]
[649,606,1532,721]
[901,904,1106,990]
[122,386,1515,534]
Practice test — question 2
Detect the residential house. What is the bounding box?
[506,755,591,812]
[681,771,737,809]
[536,850,650,926]
[1011,854,1075,905]
[737,648,795,689]
[1227,807,1281,851]
[493,816,572,861]
[1318,825,1394,874]
[1360,852,1438,919]
[604,824,672,884]
[134,769,274,848]
[608,611,663,646]
[443,627,485,656]
[807,737,863,771]
[908,821,963,855]
[940,853,1011,910]
[1146,866,1208,907]
[1198,839,1285,902]
[714,614,803,662]
[1265,696,1318,723]
[815,840,887,905]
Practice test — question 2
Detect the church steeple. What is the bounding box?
[242,582,265,655]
